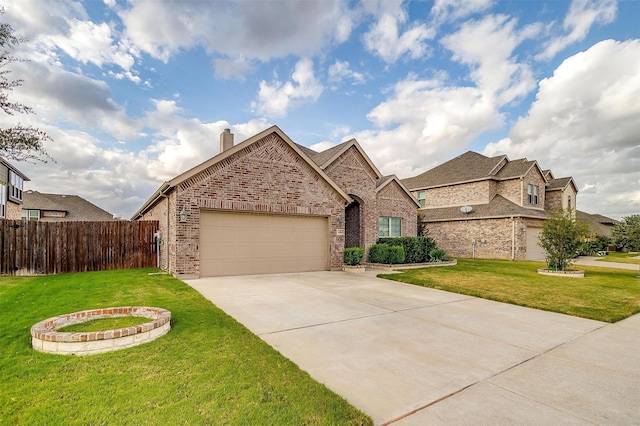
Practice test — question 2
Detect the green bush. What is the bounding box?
[387,245,405,264]
[343,248,364,265]
[368,244,389,264]
[428,248,448,262]
[378,237,437,263]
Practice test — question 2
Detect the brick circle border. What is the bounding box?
[30,307,171,356]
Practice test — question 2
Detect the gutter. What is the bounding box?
[130,182,171,220]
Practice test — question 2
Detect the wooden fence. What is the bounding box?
[0,220,159,275]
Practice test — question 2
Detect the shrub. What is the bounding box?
[368,244,389,264]
[539,208,589,271]
[428,248,448,262]
[378,237,437,263]
[387,246,405,264]
[343,248,364,266]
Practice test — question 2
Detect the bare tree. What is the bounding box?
[0,11,51,162]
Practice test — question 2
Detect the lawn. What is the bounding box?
[0,268,371,425]
[380,259,640,323]
[595,251,640,265]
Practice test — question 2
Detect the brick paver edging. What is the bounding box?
[31,307,171,356]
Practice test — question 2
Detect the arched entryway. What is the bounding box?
[345,195,363,248]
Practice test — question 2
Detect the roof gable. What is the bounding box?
[376,175,421,208]
[546,176,578,193]
[312,139,383,179]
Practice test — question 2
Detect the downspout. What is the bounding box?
[511,216,516,260]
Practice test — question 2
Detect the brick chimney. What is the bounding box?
[220,128,234,152]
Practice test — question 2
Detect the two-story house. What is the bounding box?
[0,158,29,220]
[402,151,577,260]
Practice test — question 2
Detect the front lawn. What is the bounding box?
[380,259,640,323]
[0,269,371,425]
[596,251,640,265]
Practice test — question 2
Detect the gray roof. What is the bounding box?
[419,195,548,222]
[576,210,617,236]
[23,191,115,221]
[546,177,573,191]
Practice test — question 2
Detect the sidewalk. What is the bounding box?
[573,256,640,271]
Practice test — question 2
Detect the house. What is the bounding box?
[402,151,578,261]
[576,210,617,237]
[132,126,419,278]
[21,191,116,221]
[0,158,29,220]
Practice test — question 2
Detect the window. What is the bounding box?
[379,217,402,237]
[527,184,539,204]
[0,185,5,218]
[9,171,23,201]
[417,191,426,208]
[567,196,572,209]
[21,209,39,221]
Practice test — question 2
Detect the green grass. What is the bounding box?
[595,251,640,265]
[380,259,640,323]
[0,269,372,425]
[58,316,150,332]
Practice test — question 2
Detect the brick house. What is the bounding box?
[402,151,578,260]
[132,126,419,278]
[21,190,116,221]
[0,158,29,220]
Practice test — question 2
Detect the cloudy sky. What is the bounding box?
[1,0,638,219]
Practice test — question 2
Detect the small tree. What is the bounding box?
[612,214,640,252]
[539,208,589,271]
[0,11,51,162]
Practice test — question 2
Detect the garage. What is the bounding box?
[525,227,546,260]
[199,211,329,277]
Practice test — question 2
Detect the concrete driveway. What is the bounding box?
[185,271,640,425]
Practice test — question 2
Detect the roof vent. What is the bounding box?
[460,205,473,214]
[220,128,234,153]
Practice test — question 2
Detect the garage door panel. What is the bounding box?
[200,211,329,277]
[526,228,545,260]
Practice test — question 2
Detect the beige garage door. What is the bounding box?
[526,228,546,260]
[199,211,329,277]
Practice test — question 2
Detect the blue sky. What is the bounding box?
[2,0,639,219]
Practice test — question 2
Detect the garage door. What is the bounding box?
[199,211,329,277]
[526,228,546,260]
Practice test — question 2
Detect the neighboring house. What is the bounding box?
[21,191,115,221]
[577,210,617,237]
[402,151,578,261]
[0,158,29,220]
[132,126,419,278]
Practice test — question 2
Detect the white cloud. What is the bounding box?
[537,0,617,60]
[483,39,640,219]
[328,60,366,85]
[430,0,495,24]
[119,0,356,62]
[442,14,539,105]
[363,2,435,64]
[251,58,323,118]
[213,56,253,81]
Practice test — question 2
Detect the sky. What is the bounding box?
[1,0,639,220]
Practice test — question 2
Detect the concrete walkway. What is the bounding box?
[574,256,640,271]
[185,271,640,425]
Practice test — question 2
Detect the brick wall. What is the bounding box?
[424,180,492,208]
[377,181,417,237]
[497,179,521,205]
[148,133,347,277]
[545,190,562,211]
[324,146,379,250]
[6,201,21,220]
[523,168,546,209]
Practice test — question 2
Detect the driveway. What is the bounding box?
[185,271,640,425]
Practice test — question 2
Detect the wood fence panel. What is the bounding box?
[0,220,159,275]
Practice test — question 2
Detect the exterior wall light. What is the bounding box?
[179,207,188,223]
[338,216,345,224]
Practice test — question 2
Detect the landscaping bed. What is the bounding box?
[379,259,640,323]
[0,269,372,425]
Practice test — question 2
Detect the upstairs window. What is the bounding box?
[9,171,23,201]
[379,217,402,238]
[527,184,539,205]
[567,196,572,210]
[21,209,39,221]
[417,191,426,208]
[0,185,5,218]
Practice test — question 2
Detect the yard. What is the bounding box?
[595,251,640,265]
[380,259,640,323]
[0,269,371,425]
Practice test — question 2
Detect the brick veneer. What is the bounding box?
[377,181,417,237]
[422,181,491,208]
[144,134,347,277]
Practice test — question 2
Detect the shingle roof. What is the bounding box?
[23,191,115,221]
[546,177,573,191]
[402,151,507,189]
[494,158,536,179]
[419,195,547,222]
[577,210,617,236]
